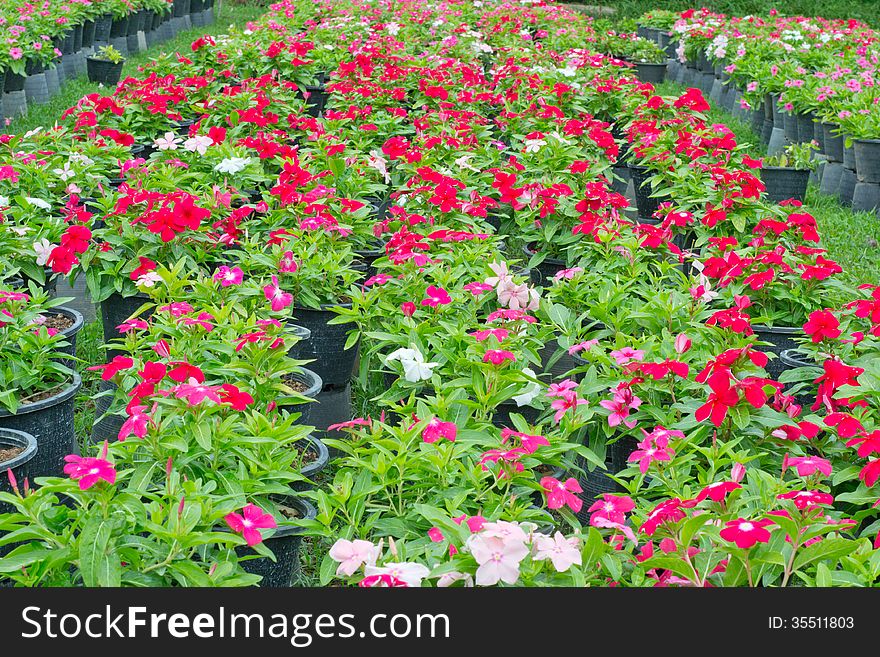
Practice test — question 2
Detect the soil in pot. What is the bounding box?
[290,436,330,493]
[43,306,84,366]
[279,368,323,428]
[0,428,38,513]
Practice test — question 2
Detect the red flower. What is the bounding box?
[421,285,451,307]
[218,384,254,411]
[88,355,134,381]
[803,310,841,343]
[168,362,205,383]
[422,418,457,443]
[695,481,741,503]
[777,490,834,510]
[719,518,774,549]
[483,349,516,365]
[695,369,740,427]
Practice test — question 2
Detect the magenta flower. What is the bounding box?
[422,418,457,443]
[470,328,509,342]
[568,339,598,355]
[541,476,583,512]
[463,282,493,296]
[214,266,243,287]
[224,504,277,547]
[263,275,292,311]
[63,443,116,490]
[118,405,150,441]
[777,490,834,510]
[483,349,515,365]
[787,455,833,478]
[628,427,675,474]
[588,494,635,526]
[547,379,578,397]
[719,518,775,549]
[278,251,298,273]
[172,381,222,406]
[550,391,588,424]
[421,285,451,307]
[599,387,642,429]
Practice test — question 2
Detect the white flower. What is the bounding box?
[524,138,546,154]
[183,135,213,155]
[214,157,251,174]
[385,346,439,383]
[136,272,163,288]
[24,197,51,210]
[10,226,30,236]
[52,163,75,182]
[367,150,390,183]
[33,239,56,267]
[385,22,401,36]
[484,261,511,289]
[512,368,542,407]
[363,562,430,587]
[154,132,182,151]
[454,153,480,172]
[0,195,9,207]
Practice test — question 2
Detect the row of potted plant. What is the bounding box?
[1,0,879,587]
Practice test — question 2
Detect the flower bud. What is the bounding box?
[674,333,692,354]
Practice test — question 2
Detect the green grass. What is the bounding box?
[8,2,266,136]
[74,318,103,453]
[656,78,880,285]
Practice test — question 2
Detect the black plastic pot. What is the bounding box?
[635,62,666,84]
[779,349,820,408]
[290,304,359,389]
[302,84,328,117]
[753,325,801,380]
[126,13,140,36]
[822,123,844,162]
[629,164,662,220]
[838,166,857,207]
[86,57,124,86]
[783,112,799,144]
[81,20,97,49]
[100,292,153,359]
[290,436,330,492]
[306,385,353,454]
[285,323,313,360]
[759,167,810,204]
[48,306,85,368]
[854,139,880,184]
[0,428,38,511]
[109,16,129,39]
[539,339,580,381]
[573,436,638,524]
[280,368,323,426]
[354,241,386,281]
[60,32,75,56]
[843,140,857,171]
[93,13,113,43]
[25,59,44,75]
[234,496,316,587]
[0,373,82,479]
[72,24,83,52]
[796,113,815,145]
[491,400,542,430]
[522,243,566,285]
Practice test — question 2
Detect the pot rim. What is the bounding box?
[284,367,323,400]
[779,348,818,368]
[760,166,811,172]
[0,428,38,470]
[0,371,82,418]
[853,138,880,145]
[300,435,329,479]
[48,305,85,339]
[752,324,802,335]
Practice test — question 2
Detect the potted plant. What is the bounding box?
[631,39,668,84]
[0,289,81,479]
[759,142,817,204]
[86,45,125,86]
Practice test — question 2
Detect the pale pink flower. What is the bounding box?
[363,562,430,587]
[329,539,380,576]
[467,534,528,586]
[532,532,582,572]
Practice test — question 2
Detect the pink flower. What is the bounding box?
[428,527,445,543]
[483,349,515,365]
[554,267,584,280]
[500,428,549,453]
[628,426,677,473]
[532,532,582,572]
[674,333,692,354]
[787,455,833,478]
[464,282,493,296]
[328,538,379,576]
[400,301,416,317]
[568,339,598,355]
[470,328,509,342]
[599,387,642,429]
[214,266,243,286]
[224,504,277,547]
[547,379,578,397]
[467,533,529,586]
[63,443,116,490]
[541,476,583,512]
[777,490,834,510]
[421,285,451,307]
[422,418,457,443]
[731,462,746,483]
[10,48,22,60]
[172,380,222,406]
[118,405,150,441]
[278,251,298,273]
[609,347,645,366]
[550,391,588,424]
[588,494,635,526]
[263,275,292,311]
[719,518,775,549]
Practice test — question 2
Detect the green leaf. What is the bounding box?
[79,514,121,587]
[793,537,858,571]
